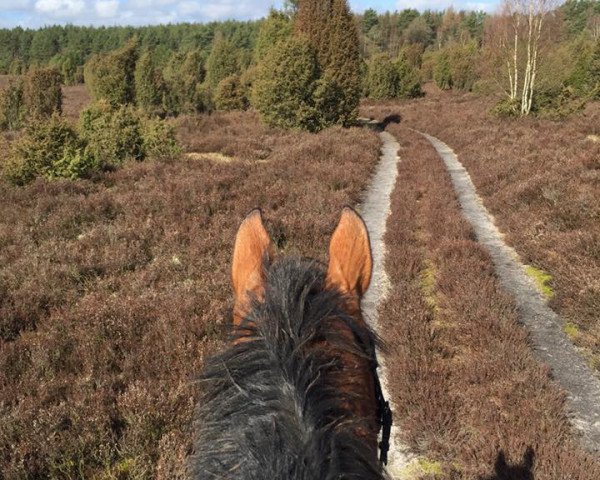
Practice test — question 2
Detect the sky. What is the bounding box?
[0,0,501,29]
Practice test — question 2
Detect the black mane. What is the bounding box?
[191,256,386,479]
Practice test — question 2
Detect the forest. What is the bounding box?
[0,1,598,110]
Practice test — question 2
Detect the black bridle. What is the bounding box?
[372,353,393,465]
[363,329,392,465]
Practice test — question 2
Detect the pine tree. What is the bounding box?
[324,0,361,123]
[205,34,241,91]
[295,0,360,125]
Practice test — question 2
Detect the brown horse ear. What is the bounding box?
[231,209,275,324]
[326,207,372,298]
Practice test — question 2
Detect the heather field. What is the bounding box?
[378,123,600,479]
[2,74,600,478]
[364,92,600,373]
[0,108,380,477]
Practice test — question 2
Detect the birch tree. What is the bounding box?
[498,0,559,115]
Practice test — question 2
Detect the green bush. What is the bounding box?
[312,74,347,127]
[366,53,422,99]
[255,10,292,61]
[84,40,138,106]
[214,74,249,111]
[163,49,206,115]
[252,37,321,131]
[433,49,452,90]
[366,54,399,99]
[3,114,87,184]
[135,50,167,114]
[140,116,180,158]
[490,97,520,118]
[0,81,27,131]
[205,35,241,91]
[24,67,62,118]
[448,41,478,91]
[396,53,423,98]
[2,101,180,185]
[80,101,144,169]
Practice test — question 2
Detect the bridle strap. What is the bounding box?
[372,355,393,465]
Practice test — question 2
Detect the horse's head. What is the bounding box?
[192,208,387,479]
[231,207,373,326]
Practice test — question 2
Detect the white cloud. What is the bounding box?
[95,0,118,17]
[3,1,501,28]
[0,0,31,9]
[34,0,85,17]
[396,0,497,11]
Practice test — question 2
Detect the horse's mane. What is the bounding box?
[191,256,385,479]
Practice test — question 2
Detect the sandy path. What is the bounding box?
[360,131,416,477]
[420,132,600,453]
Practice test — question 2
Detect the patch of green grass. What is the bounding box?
[525,265,554,299]
[399,457,444,479]
[563,322,580,341]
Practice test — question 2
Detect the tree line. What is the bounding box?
[0,0,599,124]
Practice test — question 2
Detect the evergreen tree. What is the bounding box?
[24,67,62,118]
[214,74,249,111]
[205,34,241,91]
[84,39,138,106]
[433,49,453,90]
[396,52,422,98]
[0,81,26,131]
[255,10,292,61]
[448,41,478,91]
[163,49,206,114]
[252,37,321,131]
[362,8,379,34]
[590,38,600,98]
[324,0,361,123]
[295,0,361,125]
[366,54,399,99]
[135,50,166,113]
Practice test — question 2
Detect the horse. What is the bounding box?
[191,207,391,479]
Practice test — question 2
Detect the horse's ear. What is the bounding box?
[326,207,372,298]
[231,209,275,324]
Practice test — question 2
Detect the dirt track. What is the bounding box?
[360,131,416,478]
[420,132,600,454]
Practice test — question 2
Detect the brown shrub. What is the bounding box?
[0,110,380,477]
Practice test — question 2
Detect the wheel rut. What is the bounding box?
[419,131,600,454]
[359,131,416,478]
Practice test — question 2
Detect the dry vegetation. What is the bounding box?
[0,110,380,478]
[379,124,600,479]
[364,91,600,371]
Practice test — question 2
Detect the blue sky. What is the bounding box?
[0,0,500,29]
